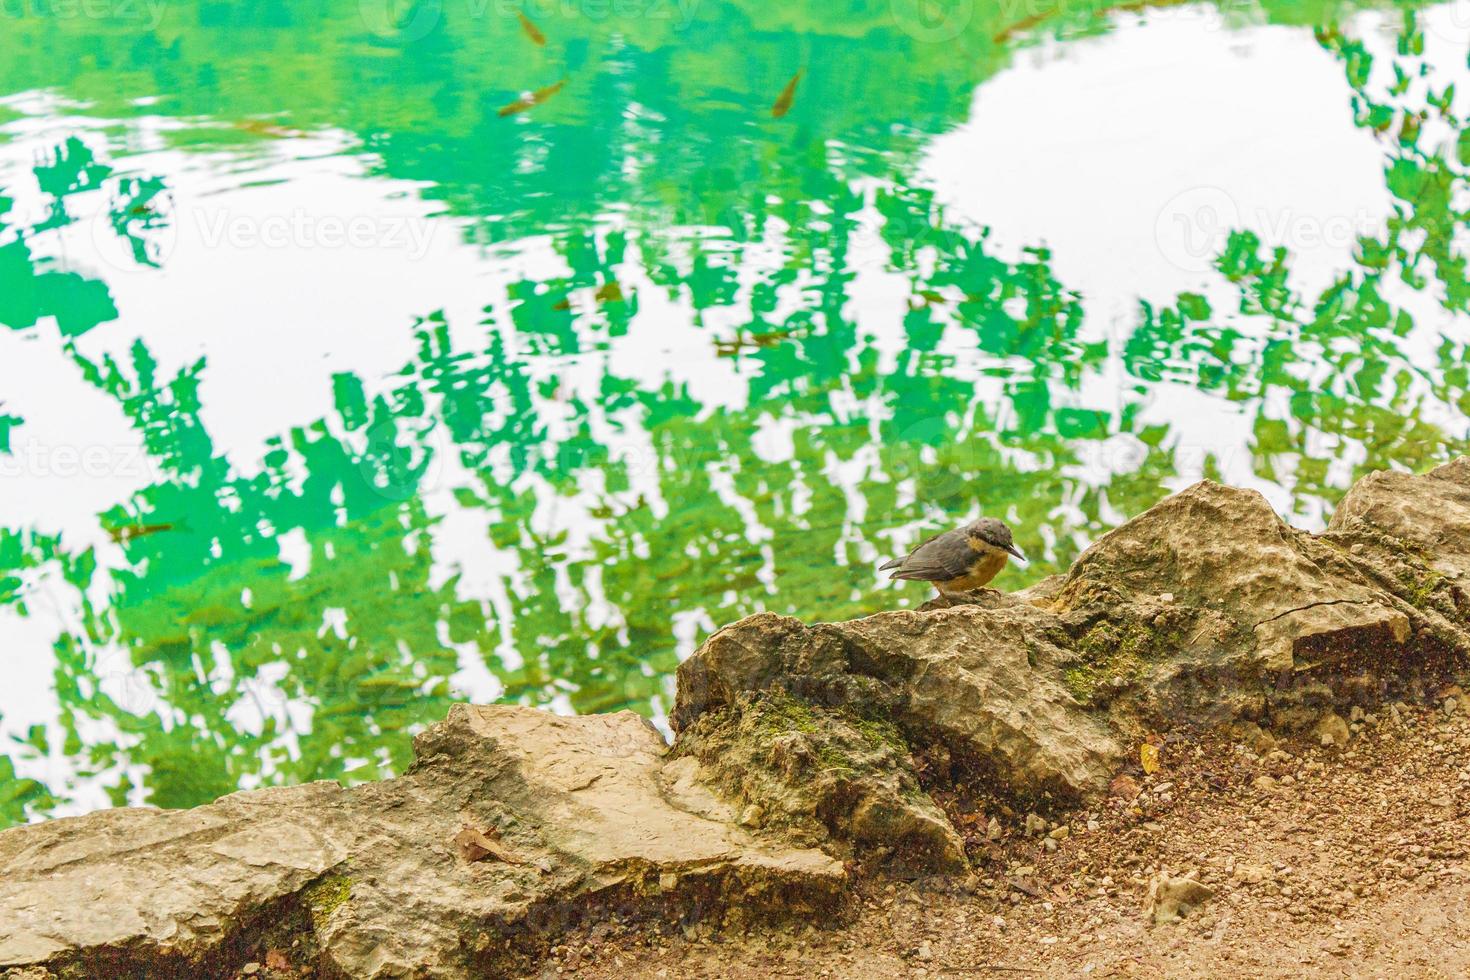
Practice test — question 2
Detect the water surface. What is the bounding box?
[1,0,1468,821]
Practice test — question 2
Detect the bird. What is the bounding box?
[879,516,1026,602]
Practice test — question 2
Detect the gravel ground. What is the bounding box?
[539,691,1470,979]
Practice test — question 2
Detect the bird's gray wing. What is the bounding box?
[879,529,942,570]
[887,530,974,581]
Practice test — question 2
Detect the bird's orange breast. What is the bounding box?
[941,545,1009,590]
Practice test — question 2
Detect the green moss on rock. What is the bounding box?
[745,687,821,737]
[674,689,968,874]
[1400,566,1445,609]
[1065,617,1186,704]
[850,715,907,755]
[302,874,351,930]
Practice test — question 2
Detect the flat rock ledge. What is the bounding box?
[4,459,1468,978]
[1,708,844,979]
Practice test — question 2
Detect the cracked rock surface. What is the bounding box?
[0,707,843,979]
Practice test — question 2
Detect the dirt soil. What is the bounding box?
[530,692,1470,979]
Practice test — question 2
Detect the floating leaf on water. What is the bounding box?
[498,79,568,118]
[105,522,177,545]
[516,10,546,46]
[771,70,803,118]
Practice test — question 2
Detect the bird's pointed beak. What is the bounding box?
[1005,544,1026,563]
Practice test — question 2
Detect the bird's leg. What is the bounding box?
[934,585,954,609]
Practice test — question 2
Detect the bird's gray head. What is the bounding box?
[967,517,1025,562]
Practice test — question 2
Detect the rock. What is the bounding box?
[1445,697,1459,717]
[1145,870,1216,925]
[1325,459,1470,662]
[1315,712,1351,748]
[1328,457,1470,585]
[1231,721,1278,754]
[1049,825,1071,841]
[738,804,766,829]
[672,690,968,874]
[1232,862,1270,885]
[1254,775,1278,791]
[1025,812,1048,837]
[0,706,844,979]
[987,817,1003,841]
[673,604,1127,800]
[675,467,1470,819]
[1109,775,1142,800]
[1054,481,1439,715]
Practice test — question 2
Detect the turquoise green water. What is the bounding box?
[0,0,1467,822]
